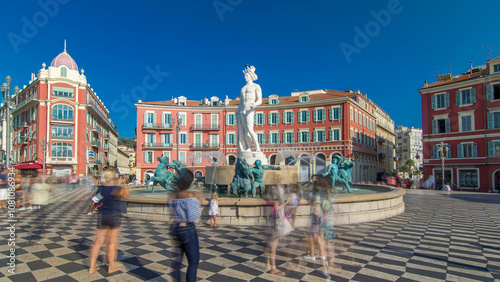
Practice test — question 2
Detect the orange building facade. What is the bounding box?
[10,46,119,177]
[136,90,379,184]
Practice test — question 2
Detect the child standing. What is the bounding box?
[208,191,227,227]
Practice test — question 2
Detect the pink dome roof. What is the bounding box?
[50,51,78,71]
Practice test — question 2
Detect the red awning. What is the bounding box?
[11,162,54,170]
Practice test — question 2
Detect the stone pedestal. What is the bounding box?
[238,151,268,165]
[205,165,298,185]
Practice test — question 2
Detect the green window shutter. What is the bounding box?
[144,151,148,163]
[445,118,451,133]
[471,88,476,103]
[268,133,272,143]
[473,143,477,157]
[488,113,494,129]
[306,111,310,122]
[277,113,280,124]
[144,112,148,126]
[291,111,294,124]
[153,113,157,125]
[456,91,461,106]
[433,145,437,159]
[431,95,436,109]
[226,114,229,125]
[329,108,333,120]
[432,120,438,134]
[277,133,280,143]
[313,110,317,122]
[489,142,494,156]
[330,130,333,141]
[457,144,463,158]
[283,132,286,143]
[445,92,450,107]
[314,131,317,142]
[487,85,493,101]
[298,111,302,123]
[339,108,342,119]
[269,113,273,124]
[283,112,286,124]
[447,145,451,158]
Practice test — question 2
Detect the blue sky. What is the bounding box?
[1,0,499,138]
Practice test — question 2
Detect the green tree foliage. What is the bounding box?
[118,137,136,150]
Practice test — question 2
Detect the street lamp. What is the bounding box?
[437,142,448,189]
[173,112,183,161]
[0,76,19,168]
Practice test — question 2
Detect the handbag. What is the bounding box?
[275,207,293,237]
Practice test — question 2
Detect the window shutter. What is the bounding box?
[447,145,451,158]
[314,110,317,122]
[268,113,272,125]
[431,95,436,109]
[277,133,280,143]
[283,112,286,124]
[153,113,157,125]
[471,88,476,103]
[432,120,438,134]
[291,112,294,123]
[473,143,477,157]
[487,85,493,101]
[445,118,450,133]
[489,142,494,156]
[144,112,148,126]
[433,145,438,159]
[330,130,333,141]
[291,132,295,143]
[456,91,461,106]
[329,108,333,121]
[298,111,302,123]
[488,113,494,129]
[144,151,148,163]
[339,108,342,119]
[314,131,317,142]
[268,133,272,144]
[445,92,450,107]
[225,114,229,125]
[283,132,286,143]
[322,109,325,121]
[306,111,310,122]
[277,113,280,124]
[457,144,463,158]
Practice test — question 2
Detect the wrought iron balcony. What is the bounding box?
[142,142,173,149]
[92,141,101,148]
[52,115,73,122]
[142,123,173,130]
[190,124,220,131]
[190,142,220,150]
[52,134,73,140]
[19,136,28,144]
[15,94,38,111]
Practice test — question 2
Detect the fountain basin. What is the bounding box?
[122,184,405,226]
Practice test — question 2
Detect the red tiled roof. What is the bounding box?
[425,70,487,88]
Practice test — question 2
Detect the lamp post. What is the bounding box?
[40,137,47,176]
[437,142,448,189]
[174,112,183,161]
[1,76,19,168]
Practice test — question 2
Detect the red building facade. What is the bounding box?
[10,46,119,177]
[419,57,500,192]
[136,90,378,184]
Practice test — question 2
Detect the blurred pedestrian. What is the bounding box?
[31,176,53,244]
[208,191,227,227]
[0,167,8,209]
[170,169,200,282]
[89,169,129,274]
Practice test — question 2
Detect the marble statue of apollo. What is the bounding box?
[237,65,262,153]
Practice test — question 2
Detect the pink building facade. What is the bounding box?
[419,57,500,192]
[136,90,379,184]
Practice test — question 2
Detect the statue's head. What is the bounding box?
[254,160,262,167]
[332,153,343,164]
[159,156,169,164]
[173,160,181,166]
[243,65,258,82]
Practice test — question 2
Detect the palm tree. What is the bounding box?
[399,165,409,178]
[405,159,417,179]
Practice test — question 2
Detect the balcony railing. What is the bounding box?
[52,134,73,140]
[142,142,173,149]
[47,157,77,164]
[190,142,220,150]
[142,123,173,130]
[190,124,220,131]
[87,101,119,133]
[92,141,101,148]
[19,136,28,144]
[92,126,102,134]
[15,94,38,110]
[52,115,73,122]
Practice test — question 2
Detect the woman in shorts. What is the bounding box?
[88,169,129,274]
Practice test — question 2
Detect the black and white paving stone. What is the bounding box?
[2,187,500,281]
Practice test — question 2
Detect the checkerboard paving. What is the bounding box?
[2,187,500,281]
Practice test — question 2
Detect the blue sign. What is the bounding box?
[88,151,95,157]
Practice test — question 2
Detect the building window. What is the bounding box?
[330,107,342,120]
[146,133,155,144]
[487,111,500,129]
[60,67,67,77]
[255,113,265,125]
[460,114,473,132]
[283,111,294,124]
[226,133,236,145]
[269,132,280,144]
[458,169,479,189]
[269,112,280,125]
[269,98,279,105]
[432,144,451,159]
[487,84,500,101]
[431,92,450,109]
[494,65,500,73]
[350,108,353,120]
[299,96,309,102]
[299,131,310,143]
[488,141,500,157]
[180,133,188,144]
[52,104,74,121]
[283,132,294,143]
[432,117,450,134]
[298,110,310,123]
[194,151,202,163]
[145,112,155,126]
[226,113,236,126]
[330,129,340,141]
[314,109,326,122]
[161,133,172,145]
[52,86,74,98]
[458,143,477,158]
[257,133,265,144]
[314,130,326,142]
[162,113,172,126]
[51,142,72,157]
[144,151,153,163]
[52,124,73,139]
[456,89,476,106]
[180,151,186,163]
